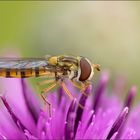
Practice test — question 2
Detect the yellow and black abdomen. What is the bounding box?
[0,58,52,78]
[0,67,50,78]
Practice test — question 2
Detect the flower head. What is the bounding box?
[0,72,140,139]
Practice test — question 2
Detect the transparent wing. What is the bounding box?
[0,58,48,69]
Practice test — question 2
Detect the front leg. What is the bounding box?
[80,81,92,95]
[70,80,91,97]
[70,80,83,90]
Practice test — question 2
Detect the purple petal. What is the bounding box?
[81,109,94,134]
[21,79,41,123]
[0,78,37,134]
[0,96,32,139]
[116,86,137,139]
[0,108,25,139]
[24,130,38,140]
[124,86,137,109]
[0,132,7,140]
[45,122,53,139]
[124,104,140,138]
[93,71,109,112]
[110,132,118,139]
[75,110,94,138]
[121,128,136,139]
[106,107,129,139]
[84,121,95,139]
[37,110,53,139]
[74,85,92,136]
[37,111,47,139]
[57,86,64,105]
[65,99,77,140]
[0,96,27,132]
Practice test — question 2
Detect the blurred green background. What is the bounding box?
[0,2,140,97]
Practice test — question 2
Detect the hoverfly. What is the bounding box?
[0,55,100,114]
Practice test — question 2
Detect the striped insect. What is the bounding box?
[0,55,100,114]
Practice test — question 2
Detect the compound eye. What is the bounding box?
[79,57,92,81]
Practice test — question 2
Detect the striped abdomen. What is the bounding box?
[0,67,50,78]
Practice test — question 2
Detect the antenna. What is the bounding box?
[93,64,101,71]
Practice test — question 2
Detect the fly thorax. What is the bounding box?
[67,65,78,80]
[48,56,58,66]
[68,70,78,80]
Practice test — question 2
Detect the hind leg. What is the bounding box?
[40,93,51,117]
[37,79,57,117]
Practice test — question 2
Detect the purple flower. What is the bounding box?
[0,72,140,139]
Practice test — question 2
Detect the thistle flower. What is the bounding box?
[0,72,140,140]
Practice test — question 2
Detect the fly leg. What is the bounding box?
[70,80,82,90]
[37,79,57,117]
[72,81,91,109]
[40,93,51,117]
[80,81,92,96]
[40,82,57,117]
[37,72,55,86]
[60,81,88,110]
[70,80,89,97]
[41,81,57,94]
[60,81,74,100]
[37,79,55,86]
